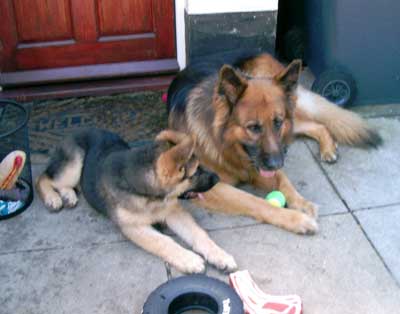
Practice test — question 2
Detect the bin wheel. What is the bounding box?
[142,275,244,314]
[312,70,356,107]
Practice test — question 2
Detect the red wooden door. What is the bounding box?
[0,0,176,86]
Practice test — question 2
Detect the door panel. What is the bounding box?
[14,0,73,43]
[98,0,153,36]
[0,0,176,74]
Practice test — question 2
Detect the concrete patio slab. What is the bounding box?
[2,110,399,314]
[0,242,167,314]
[199,214,400,314]
[283,141,347,216]
[306,117,400,210]
[355,205,400,285]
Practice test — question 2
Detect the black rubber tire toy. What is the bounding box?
[142,275,244,314]
[311,70,356,107]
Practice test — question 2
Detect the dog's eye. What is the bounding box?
[247,123,262,134]
[179,166,185,176]
[273,118,283,131]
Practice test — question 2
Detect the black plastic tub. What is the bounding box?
[305,0,400,106]
[0,99,33,220]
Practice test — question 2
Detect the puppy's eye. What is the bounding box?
[179,166,185,175]
[247,123,262,134]
[273,118,283,131]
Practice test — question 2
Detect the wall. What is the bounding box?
[175,0,279,69]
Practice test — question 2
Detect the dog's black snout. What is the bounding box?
[192,166,219,191]
[196,166,219,185]
[208,172,219,187]
[194,166,204,177]
[179,167,220,199]
[262,153,284,170]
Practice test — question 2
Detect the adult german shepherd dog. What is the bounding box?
[37,129,237,273]
[167,53,381,234]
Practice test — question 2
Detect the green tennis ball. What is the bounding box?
[265,191,286,208]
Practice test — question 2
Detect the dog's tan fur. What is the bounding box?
[168,53,381,234]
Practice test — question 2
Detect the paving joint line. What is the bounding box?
[0,239,128,256]
[350,212,400,288]
[303,140,350,213]
[319,211,349,218]
[352,202,400,212]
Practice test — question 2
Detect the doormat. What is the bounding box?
[27,91,168,155]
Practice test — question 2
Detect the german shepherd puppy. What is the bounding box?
[36,128,237,273]
[167,53,382,234]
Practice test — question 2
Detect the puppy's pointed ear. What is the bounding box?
[274,59,302,93]
[157,131,195,164]
[156,134,195,183]
[218,65,248,105]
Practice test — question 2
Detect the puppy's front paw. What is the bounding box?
[59,188,78,208]
[173,251,205,274]
[43,193,63,212]
[207,248,238,273]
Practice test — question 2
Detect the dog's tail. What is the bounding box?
[295,86,383,148]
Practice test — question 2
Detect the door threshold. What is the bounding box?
[0,75,175,102]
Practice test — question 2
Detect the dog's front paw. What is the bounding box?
[173,250,206,274]
[291,198,319,219]
[287,211,319,235]
[320,150,338,164]
[320,143,338,164]
[43,192,63,212]
[206,247,238,273]
[59,188,78,208]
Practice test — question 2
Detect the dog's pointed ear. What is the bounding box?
[274,59,302,93]
[156,137,195,182]
[156,130,195,167]
[218,65,248,105]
